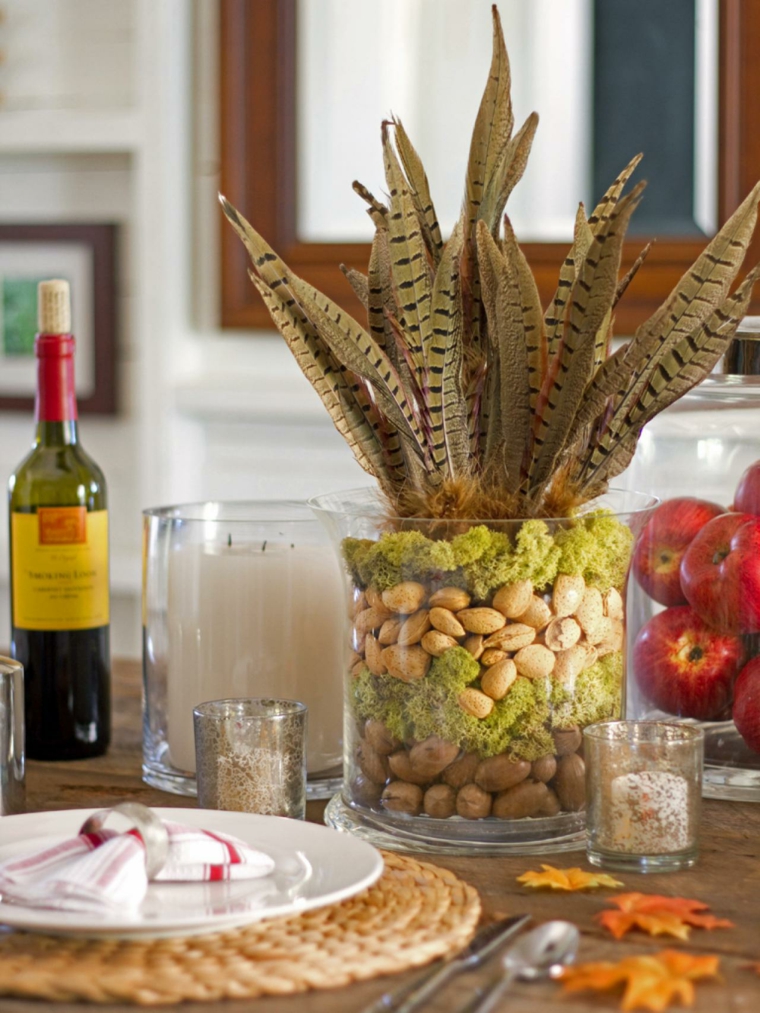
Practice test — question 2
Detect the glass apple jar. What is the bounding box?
[624,321,760,800]
[311,487,655,855]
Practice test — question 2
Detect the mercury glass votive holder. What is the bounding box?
[584,721,703,873]
[193,698,307,819]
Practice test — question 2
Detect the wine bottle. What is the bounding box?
[8,280,111,759]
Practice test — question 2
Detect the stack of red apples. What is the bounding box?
[633,460,760,753]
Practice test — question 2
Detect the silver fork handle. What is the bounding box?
[455,970,518,1013]
[359,961,445,1013]
[393,960,461,1013]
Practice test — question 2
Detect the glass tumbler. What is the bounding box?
[194,698,307,818]
[584,720,703,872]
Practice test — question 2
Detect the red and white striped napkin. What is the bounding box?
[0,821,275,913]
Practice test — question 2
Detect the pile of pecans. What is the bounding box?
[348,574,622,820]
[355,722,586,820]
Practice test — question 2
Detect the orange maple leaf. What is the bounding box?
[561,949,721,1011]
[517,864,624,891]
[597,893,734,940]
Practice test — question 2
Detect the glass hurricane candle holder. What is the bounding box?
[584,720,703,872]
[142,501,343,799]
[311,486,656,856]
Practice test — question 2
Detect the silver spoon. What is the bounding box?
[456,920,580,1013]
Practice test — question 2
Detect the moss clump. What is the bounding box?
[555,512,634,590]
[343,513,631,597]
[550,652,623,728]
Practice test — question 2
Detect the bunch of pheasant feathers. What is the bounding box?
[222,6,760,522]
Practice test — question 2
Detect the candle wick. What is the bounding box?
[290,543,295,549]
[228,534,232,547]
[262,540,268,552]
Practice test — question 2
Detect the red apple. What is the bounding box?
[734,459,760,515]
[733,657,760,753]
[633,606,744,719]
[681,512,760,634]
[632,497,724,606]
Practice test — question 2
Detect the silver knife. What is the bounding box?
[360,914,530,1013]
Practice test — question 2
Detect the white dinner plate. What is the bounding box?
[0,807,383,938]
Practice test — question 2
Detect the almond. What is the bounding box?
[575,587,604,638]
[429,607,466,638]
[483,623,536,652]
[381,644,431,683]
[365,587,385,610]
[552,645,587,687]
[351,659,366,679]
[397,609,432,646]
[351,630,366,654]
[518,595,553,630]
[428,586,471,611]
[456,607,506,635]
[603,587,624,620]
[364,633,387,675]
[349,590,367,619]
[421,630,459,657]
[463,634,485,660]
[585,614,613,646]
[480,659,517,700]
[381,581,427,614]
[544,617,582,652]
[514,643,555,679]
[378,617,403,645]
[458,687,494,718]
[492,579,534,618]
[552,574,586,617]
[596,618,624,657]
[481,648,508,666]
[354,605,393,635]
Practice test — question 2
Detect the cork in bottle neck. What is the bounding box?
[38,279,71,335]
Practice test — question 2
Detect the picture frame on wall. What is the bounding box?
[0,223,117,414]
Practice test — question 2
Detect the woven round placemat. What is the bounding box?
[0,851,481,1005]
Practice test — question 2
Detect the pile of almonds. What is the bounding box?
[347,573,623,820]
[349,575,624,716]
[354,721,586,820]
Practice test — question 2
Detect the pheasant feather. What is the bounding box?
[222,5,760,521]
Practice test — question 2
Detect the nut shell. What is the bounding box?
[409,737,460,779]
[364,633,387,675]
[480,659,517,700]
[429,607,466,638]
[428,587,471,611]
[381,644,431,682]
[458,688,494,718]
[474,754,531,793]
[456,783,492,819]
[357,741,390,784]
[364,719,401,756]
[463,635,485,660]
[481,648,508,666]
[378,617,403,645]
[552,726,582,756]
[423,783,456,818]
[387,750,430,786]
[397,609,432,646]
[552,574,586,617]
[492,579,533,619]
[483,624,536,652]
[518,596,553,630]
[555,753,586,812]
[381,781,423,815]
[457,608,506,635]
[382,581,427,615]
[544,617,582,652]
[421,630,459,657]
[531,754,557,783]
[492,780,549,819]
[514,643,555,679]
[603,587,624,620]
[442,752,479,789]
[355,605,394,635]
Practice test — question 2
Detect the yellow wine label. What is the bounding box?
[11,508,109,631]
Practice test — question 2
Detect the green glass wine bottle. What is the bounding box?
[8,280,111,759]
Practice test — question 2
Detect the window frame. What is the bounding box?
[219,0,760,333]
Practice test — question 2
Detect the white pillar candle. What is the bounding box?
[165,539,345,774]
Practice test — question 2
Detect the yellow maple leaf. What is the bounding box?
[517,864,624,891]
[598,893,734,941]
[560,949,721,1011]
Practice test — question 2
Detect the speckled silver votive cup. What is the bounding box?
[584,721,703,873]
[193,699,307,818]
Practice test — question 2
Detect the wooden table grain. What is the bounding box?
[7,659,760,1013]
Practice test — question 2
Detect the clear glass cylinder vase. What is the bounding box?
[624,372,760,801]
[142,501,344,798]
[311,486,655,855]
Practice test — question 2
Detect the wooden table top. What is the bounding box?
[7,659,760,1013]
